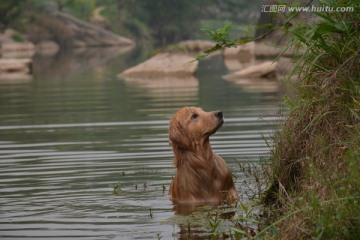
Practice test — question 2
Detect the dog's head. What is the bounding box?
[169,107,224,149]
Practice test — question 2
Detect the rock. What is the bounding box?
[1,42,35,58]
[36,41,59,56]
[224,77,280,93]
[223,42,255,72]
[0,58,32,80]
[0,29,35,58]
[224,61,277,80]
[51,11,134,47]
[223,42,255,62]
[0,58,32,74]
[91,6,107,23]
[223,58,244,72]
[119,53,198,78]
[277,57,293,76]
[254,42,298,58]
[1,41,35,52]
[176,40,215,52]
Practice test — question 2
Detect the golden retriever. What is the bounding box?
[168,106,238,204]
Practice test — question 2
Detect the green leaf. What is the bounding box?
[317,23,345,34]
[240,203,249,213]
[230,227,246,235]
[292,31,309,45]
[313,12,335,23]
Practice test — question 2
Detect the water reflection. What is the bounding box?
[33,45,134,79]
[224,77,281,93]
[0,46,283,239]
[122,76,199,116]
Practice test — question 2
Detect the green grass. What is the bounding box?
[197,0,359,237]
[261,0,360,238]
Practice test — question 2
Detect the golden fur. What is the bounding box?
[168,106,238,203]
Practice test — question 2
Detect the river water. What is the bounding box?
[0,47,283,239]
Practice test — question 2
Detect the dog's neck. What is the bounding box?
[171,137,219,200]
[172,137,214,167]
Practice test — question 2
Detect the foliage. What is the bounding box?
[0,0,27,27]
[261,0,360,238]
[198,0,359,238]
[135,0,210,46]
[195,23,237,61]
[195,22,253,61]
[0,0,261,47]
[60,0,96,20]
[10,32,24,42]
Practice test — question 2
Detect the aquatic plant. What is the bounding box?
[111,182,122,196]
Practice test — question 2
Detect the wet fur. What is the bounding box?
[168,107,238,203]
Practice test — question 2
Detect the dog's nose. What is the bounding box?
[214,111,223,119]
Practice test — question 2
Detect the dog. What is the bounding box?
[168,106,238,204]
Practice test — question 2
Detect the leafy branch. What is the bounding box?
[195,0,314,61]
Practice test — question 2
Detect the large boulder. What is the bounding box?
[35,40,59,56]
[0,58,32,80]
[223,42,256,72]
[119,53,198,79]
[176,40,215,52]
[0,29,35,58]
[254,42,297,58]
[223,42,255,61]
[224,61,278,80]
[224,77,280,93]
[50,12,134,48]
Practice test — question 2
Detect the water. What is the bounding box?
[0,47,283,239]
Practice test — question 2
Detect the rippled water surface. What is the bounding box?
[0,48,283,239]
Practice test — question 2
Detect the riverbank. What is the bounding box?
[0,11,134,80]
[259,1,360,238]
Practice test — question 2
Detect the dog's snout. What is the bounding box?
[214,111,223,119]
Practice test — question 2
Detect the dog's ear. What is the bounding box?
[169,121,188,148]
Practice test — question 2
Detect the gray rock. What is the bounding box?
[120,53,198,79]
[51,12,135,47]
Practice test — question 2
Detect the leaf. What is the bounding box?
[240,203,249,213]
[292,30,309,45]
[256,23,276,31]
[316,23,345,34]
[236,216,260,223]
[230,227,246,235]
[313,12,335,23]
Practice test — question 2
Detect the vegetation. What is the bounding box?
[2,0,358,238]
[199,0,359,238]
[263,0,360,238]
[0,0,27,26]
[0,0,259,47]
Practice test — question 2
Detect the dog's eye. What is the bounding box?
[191,113,199,120]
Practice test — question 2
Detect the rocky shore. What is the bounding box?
[0,11,135,81]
